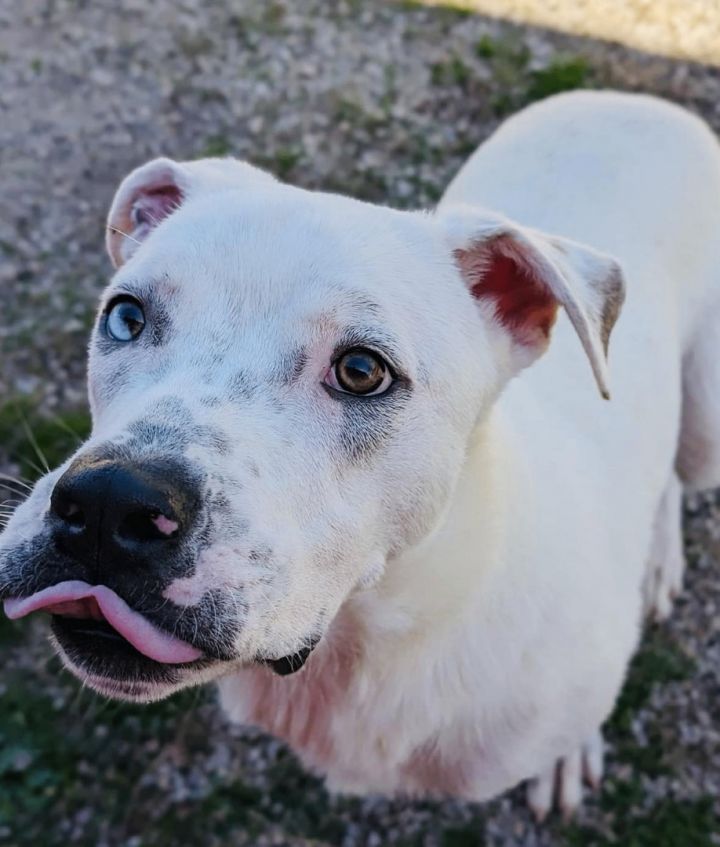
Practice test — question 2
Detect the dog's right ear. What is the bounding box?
[106,157,276,268]
[106,158,183,269]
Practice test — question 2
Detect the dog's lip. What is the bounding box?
[259,635,321,676]
[3,580,203,664]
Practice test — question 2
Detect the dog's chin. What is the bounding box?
[49,614,323,702]
[61,664,191,703]
[49,616,216,703]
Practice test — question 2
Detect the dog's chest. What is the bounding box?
[225,611,364,771]
[221,612,480,797]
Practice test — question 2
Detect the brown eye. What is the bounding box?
[327,348,393,396]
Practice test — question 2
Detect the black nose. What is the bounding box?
[50,457,199,577]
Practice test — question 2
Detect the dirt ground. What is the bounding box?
[0,1,719,845]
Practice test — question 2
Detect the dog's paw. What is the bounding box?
[526,730,604,822]
[643,548,685,621]
[642,475,685,622]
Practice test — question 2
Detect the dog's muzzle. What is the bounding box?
[1,454,322,690]
[1,454,213,686]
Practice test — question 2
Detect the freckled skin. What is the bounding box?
[227,371,258,402]
[275,347,309,385]
[152,514,178,536]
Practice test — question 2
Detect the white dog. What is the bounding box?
[2,91,719,818]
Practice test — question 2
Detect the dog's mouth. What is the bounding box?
[3,579,320,693]
[3,581,209,690]
[260,639,319,676]
[4,581,203,663]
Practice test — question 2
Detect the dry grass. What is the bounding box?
[419,0,720,64]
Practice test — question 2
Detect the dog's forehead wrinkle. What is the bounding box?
[334,289,386,316]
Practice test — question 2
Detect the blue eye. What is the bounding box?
[106,297,145,342]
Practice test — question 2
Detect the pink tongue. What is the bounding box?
[4,581,202,664]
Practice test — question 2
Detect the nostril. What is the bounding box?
[151,513,180,537]
[117,510,180,543]
[52,496,86,529]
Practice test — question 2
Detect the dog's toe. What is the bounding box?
[644,550,685,621]
[527,766,555,823]
[643,474,685,622]
[527,731,605,822]
[558,749,583,820]
[582,730,604,790]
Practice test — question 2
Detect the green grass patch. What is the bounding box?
[0,613,25,646]
[397,0,473,17]
[472,34,592,115]
[475,34,496,59]
[609,628,696,737]
[0,662,214,846]
[605,627,695,778]
[440,822,487,846]
[566,796,717,847]
[430,55,472,88]
[200,134,233,157]
[0,399,91,482]
[253,147,303,180]
[526,57,590,102]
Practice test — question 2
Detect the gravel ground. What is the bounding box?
[0,1,719,845]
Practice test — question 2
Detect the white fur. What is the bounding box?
[223,92,720,807]
[2,91,720,815]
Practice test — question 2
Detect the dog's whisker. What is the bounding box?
[19,416,50,474]
[0,473,32,492]
[106,224,142,246]
[20,456,48,480]
[0,486,28,504]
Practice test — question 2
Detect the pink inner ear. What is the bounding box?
[131,185,183,232]
[458,238,558,347]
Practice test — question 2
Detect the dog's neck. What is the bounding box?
[350,407,517,649]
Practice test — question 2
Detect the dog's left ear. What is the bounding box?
[439,206,626,399]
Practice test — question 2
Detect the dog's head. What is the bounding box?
[0,157,624,701]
